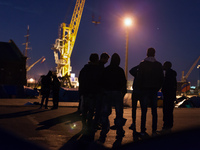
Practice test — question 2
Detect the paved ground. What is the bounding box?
[0,98,200,150]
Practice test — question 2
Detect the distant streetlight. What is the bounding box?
[124,17,133,80]
[27,78,35,83]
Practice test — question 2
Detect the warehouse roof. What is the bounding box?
[0,39,26,62]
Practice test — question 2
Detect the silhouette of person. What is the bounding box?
[40,71,52,109]
[161,61,177,133]
[78,53,101,134]
[94,52,110,130]
[137,48,164,136]
[51,73,61,109]
[98,53,127,143]
[99,52,110,68]
[129,65,141,132]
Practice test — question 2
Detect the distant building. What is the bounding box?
[0,40,27,98]
[0,39,27,85]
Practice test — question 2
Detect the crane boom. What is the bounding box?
[52,0,85,78]
[27,56,45,71]
[181,56,200,81]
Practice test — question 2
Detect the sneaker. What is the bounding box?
[112,138,122,148]
[159,128,172,134]
[140,132,147,136]
[139,132,149,139]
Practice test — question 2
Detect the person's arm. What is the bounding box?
[129,65,139,77]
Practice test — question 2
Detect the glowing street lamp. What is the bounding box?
[124,18,132,27]
[124,17,133,80]
[27,78,35,83]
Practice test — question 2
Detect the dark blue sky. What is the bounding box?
[0,0,200,85]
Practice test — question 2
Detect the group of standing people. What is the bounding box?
[39,71,61,110]
[79,52,127,142]
[129,47,177,137]
[79,47,177,143]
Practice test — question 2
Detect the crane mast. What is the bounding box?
[52,0,85,78]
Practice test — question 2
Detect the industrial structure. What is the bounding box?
[0,40,27,98]
[0,40,27,85]
[177,56,200,95]
[181,56,200,82]
[52,0,85,87]
[23,26,45,73]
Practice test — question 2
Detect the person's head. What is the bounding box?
[52,72,57,79]
[89,53,99,63]
[47,70,52,77]
[100,52,110,64]
[147,47,155,57]
[163,61,172,71]
[110,53,120,66]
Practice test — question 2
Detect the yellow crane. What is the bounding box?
[52,0,85,80]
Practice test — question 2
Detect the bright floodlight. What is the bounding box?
[124,18,132,26]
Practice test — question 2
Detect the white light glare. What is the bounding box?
[124,18,132,26]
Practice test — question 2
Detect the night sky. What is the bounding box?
[0,0,200,86]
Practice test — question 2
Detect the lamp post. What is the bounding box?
[124,18,132,80]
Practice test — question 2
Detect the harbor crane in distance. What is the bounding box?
[23,25,45,72]
[52,0,85,87]
[181,56,200,82]
[26,56,45,71]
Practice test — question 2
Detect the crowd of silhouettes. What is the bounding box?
[37,47,177,145]
[37,48,178,144]
[78,47,177,144]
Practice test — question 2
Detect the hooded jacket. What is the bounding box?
[102,53,127,94]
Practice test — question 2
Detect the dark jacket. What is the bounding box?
[41,74,52,95]
[52,76,61,94]
[161,68,177,95]
[78,63,101,96]
[138,57,164,91]
[102,65,127,94]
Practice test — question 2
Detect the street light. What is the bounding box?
[124,17,133,80]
